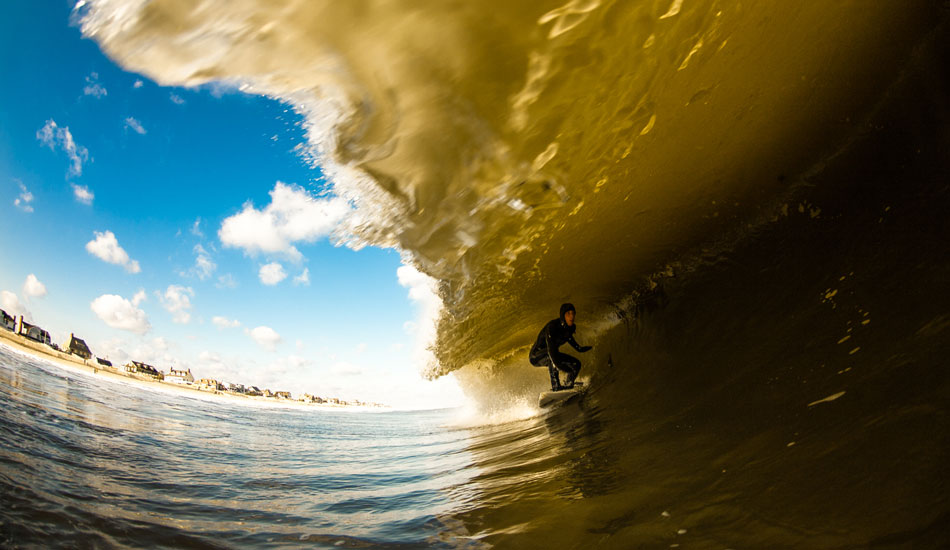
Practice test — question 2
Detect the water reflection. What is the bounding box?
[0,347,482,548]
[441,392,627,547]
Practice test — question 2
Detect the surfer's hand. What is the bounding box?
[579,345,593,352]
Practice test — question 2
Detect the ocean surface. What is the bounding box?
[1,347,483,549]
[4,0,948,547]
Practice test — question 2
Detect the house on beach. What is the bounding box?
[166,367,194,385]
[196,378,223,391]
[125,361,164,380]
[65,334,92,359]
[1,309,15,331]
[0,306,386,408]
[16,317,51,346]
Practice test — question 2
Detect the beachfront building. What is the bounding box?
[125,361,164,380]
[0,309,15,331]
[262,389,275,398]
[228,383,246,394]
[196,378,223,391]
[246,386,262,396]
[96,357,113,367]
[165,367,194,385]
[16,317,51,346]
[275,391,292,400]
[65,334,92,360]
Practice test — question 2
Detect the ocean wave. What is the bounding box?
[78,0,940,383]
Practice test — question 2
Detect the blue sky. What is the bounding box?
[0,2,461,408]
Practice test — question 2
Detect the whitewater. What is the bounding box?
[2,0,948,547]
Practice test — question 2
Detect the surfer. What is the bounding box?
[529,303,593,391]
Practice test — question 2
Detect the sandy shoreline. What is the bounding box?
[0,329,386,412]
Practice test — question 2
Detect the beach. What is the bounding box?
[0,329,384,411]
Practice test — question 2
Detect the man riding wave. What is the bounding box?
[529,303,593,391]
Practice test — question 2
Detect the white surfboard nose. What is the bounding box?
[539,387,585,408]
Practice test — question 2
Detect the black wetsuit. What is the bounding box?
[529,304,590,390]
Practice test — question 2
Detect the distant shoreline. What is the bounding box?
[0,329,385,412]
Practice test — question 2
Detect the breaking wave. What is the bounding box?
[15,1,940,545]
[77,1,947,388]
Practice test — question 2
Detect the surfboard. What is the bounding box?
[539,382,586,408]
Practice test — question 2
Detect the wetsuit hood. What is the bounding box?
[559,303,575,322]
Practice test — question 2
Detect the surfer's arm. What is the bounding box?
[567,336,592,353]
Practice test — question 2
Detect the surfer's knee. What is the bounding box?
[565,356,581,374]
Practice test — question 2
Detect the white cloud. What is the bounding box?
[159,285,194,324]
[219,182,350,261]
[72,183,94,205]
[397,263,443,376]
[195,252,216,280]
[198,350,221,363]
[36,121,55,145]
[259,262,287,286]
[22,274,47,298]
[198,350,226,371]
[170,93,185,105]
[14,182,34,213]
[183,244,216,280]
[90,293,150,334]
[293,268,310,286]
[247,325,281,351]
[1,290,32,322]
[212,316,240,329]
[331,362,365,377]
[124,116,146,135]
[86,230,141,273]
[195,350,242,383]
[191,217,203,237]
[240,351,464,409]
[216,273,238,289]
[253,354,314,390]
[84,73,108,98]
[37,119,89,177]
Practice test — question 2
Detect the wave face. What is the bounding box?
[71,4,950,545]
[79,0,943,376]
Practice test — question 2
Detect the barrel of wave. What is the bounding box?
[77,0,940,385]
